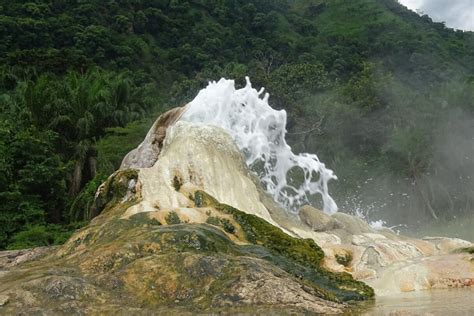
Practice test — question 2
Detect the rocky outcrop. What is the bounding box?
[1,107,472,315]
[0,115,373,314]
[122,121,279,228]
[0,188,370,314]
[365,253,474,295]
[0,246,54,270]
[299,205,341,232]
[120,106,187,169]
[292,210,474,296]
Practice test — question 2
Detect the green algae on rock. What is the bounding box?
[0,181,372,314]
[0,225,338,313]
[335,251,354,267]
[90,168,139,218]
[194,190,374,301]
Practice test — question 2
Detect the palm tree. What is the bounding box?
[99,74,148,127]
[10,68,151,198]
[50,70,150,196]
[53,71,104,196]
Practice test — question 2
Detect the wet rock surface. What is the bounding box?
[0,246,54,269]
[291,209,474,296]
[299,205,341,232]
[0,214,357,314]
[0,116,372,314]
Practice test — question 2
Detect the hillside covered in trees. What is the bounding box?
[1,0,473,249]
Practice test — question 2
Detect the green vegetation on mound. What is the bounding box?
[194,190,374,301]
[0,167,375,313]
[335,252,353,267]
[49,176,373,308]
[89,168,139,218]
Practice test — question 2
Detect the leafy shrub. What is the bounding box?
[220,218,236,234]
[205,216,221,226]
[7,223,85,250]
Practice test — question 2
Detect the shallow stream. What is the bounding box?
[357,288,474,315]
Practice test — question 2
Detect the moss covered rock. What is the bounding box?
[194,190,374,301]
[0,184,374,314]
[0,119,375,314]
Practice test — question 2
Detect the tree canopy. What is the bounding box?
[1,0,473,248]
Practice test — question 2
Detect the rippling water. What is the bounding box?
[356,288,474,315]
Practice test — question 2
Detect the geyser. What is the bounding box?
[180,77,338,214]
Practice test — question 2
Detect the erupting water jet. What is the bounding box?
[180,77,338,214]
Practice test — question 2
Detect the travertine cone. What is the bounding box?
[114,107,474,298]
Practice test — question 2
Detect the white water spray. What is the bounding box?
[180,77,338,214]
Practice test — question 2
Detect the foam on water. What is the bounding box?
[180,77,338,214]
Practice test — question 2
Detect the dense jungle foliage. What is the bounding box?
[1,0,473,249]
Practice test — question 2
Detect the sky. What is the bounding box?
[398,0,474,31]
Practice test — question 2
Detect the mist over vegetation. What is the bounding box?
[0,0,473,249]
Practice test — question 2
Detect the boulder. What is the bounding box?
[299,205,341,232]
[331,212,373,236]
